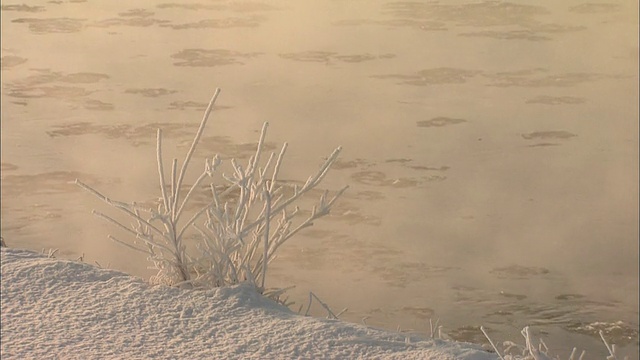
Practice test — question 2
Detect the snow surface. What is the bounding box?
[1,248,498,359]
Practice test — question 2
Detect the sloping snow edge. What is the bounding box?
[1,248,496,360]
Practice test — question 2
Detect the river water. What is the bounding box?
[1,1,638,357]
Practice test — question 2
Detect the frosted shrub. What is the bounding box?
[480,326,629,360]
[76,88,346,294]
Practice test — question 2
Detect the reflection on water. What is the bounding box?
[280,51,395,64]
[46,121,277,157]
[351,170,445,188]
[569,3,621,14]
[1,4,46,12]
[179,135,278,159]
[490,265,550,278]
[373,68,482,85]
[92,11,168,28]
[333,18,447,32]
[8,2,276,34]
[1,0,638,357]
[167,100,232,111]
[5,69,109,103]
[163,17,266,30]
[487,70,627,88]
[525,95,586,105]
[1,171,107,196]
[79,99,114,111]
[459,28,578,42]
[0,55,28,69]
[374,67,627,87]
[1,163,19,172]
[7,85,91,99]
[333,158,372,170]
[46,122,199,146]
[124,88,177,97]
[382,2,549,27]
[12,17,85,33]
[521,130,577,141]
[156,2,279,13]
[417,117,467,128]
[332,156,449,189]
[372,263,460,289]
[8,69,110,86]
[117,8,155,18]
[171,49,262,67]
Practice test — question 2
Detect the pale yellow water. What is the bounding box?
[1,1,638,357]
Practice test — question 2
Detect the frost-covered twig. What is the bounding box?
[480,326,505,360]
[429,319,442,340]
[41,248,59,259]
[600,330,628,360]
[568,347,586,360]
[192,121,345,290]
[304,291,341,319]
[480,325,624,360]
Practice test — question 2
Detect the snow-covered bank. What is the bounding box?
[1,248,496,359]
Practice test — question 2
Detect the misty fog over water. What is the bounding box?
[1,1,638,357]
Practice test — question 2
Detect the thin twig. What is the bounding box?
[480,326,505,360]
[157,129,170,212]
[173,88,221,216]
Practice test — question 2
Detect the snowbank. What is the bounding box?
[1,248,496,359]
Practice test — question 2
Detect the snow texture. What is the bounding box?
[1,248,497,359]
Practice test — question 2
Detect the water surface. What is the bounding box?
[1,1,638,357]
